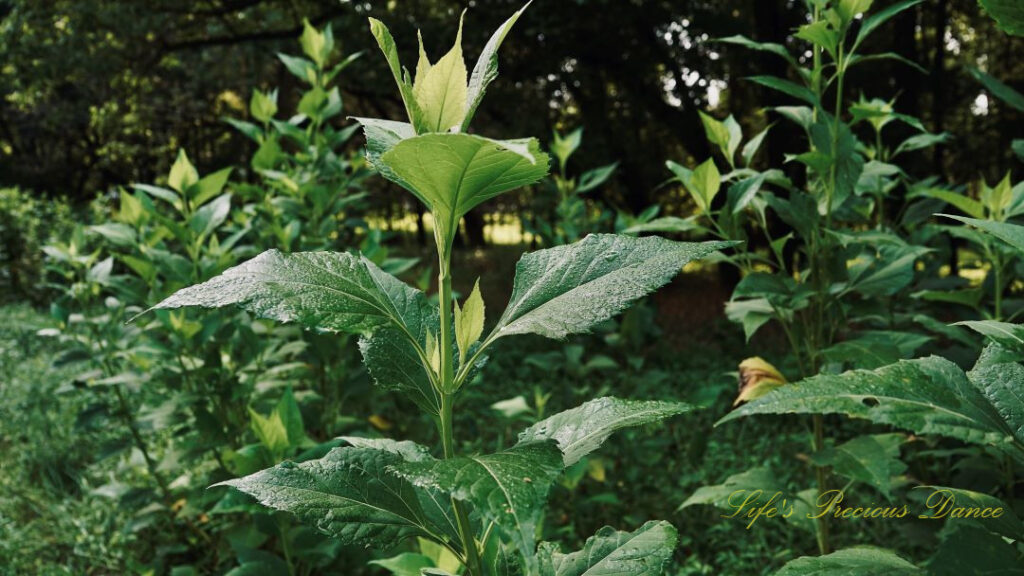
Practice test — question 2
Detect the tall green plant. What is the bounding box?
[148,6,729,575]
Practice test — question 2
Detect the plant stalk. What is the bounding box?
[437,248,484,576]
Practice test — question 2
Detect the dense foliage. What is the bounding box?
[1,1,1022,575]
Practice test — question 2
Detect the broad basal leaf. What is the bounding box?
[492,234,732,340]
[537,520,678,576]
[774,547,922,575]
[518,396,694,466]
[720,357,1022,460]
[217,447,460,550]
[391,441,564,573]
[379,133,549,243]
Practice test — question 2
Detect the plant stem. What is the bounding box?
[437,249,484,576]
[812,413,830,555]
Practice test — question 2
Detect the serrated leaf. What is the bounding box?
[392,442,564,572]
[454,279,484,363]
[775,547,922,575]
[412,16,468,132]
[968,359,1024,445]
[979,0,1024,37]
[492,234,732,340]
[720,356,1022,460]
[463,3,530,130]
[380,133,549,244]
[538,520,678,576]
[518,397,694,466]
[811,434,907,498]
[217,447,461,550]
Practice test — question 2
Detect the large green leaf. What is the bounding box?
[491,234,732,340]
[979,0,1024,36]
[380,133,549,244]
[920,486,1023,541]
[968,359,1024,445]
[352,117,416,188]
[720,357,1022,459]
[537,521,679,576]
[391,442,564,572]
[926,522,1023,576]
[774,547,922,575]
[463,3,530,130]
[151,249,425,336]
[957,320,1024,350]
[151,250,439,411]
[517,397,694,465]
[216,447,460,550]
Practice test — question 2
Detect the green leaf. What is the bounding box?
[747,76,818,106]
[720,356,1021,459]
[893,132,950,157]
[941,215,1024,252]
[925,522,1023,576]
[715,35,796,67]
[538,520,678,576]
[463,3,531,131]
[775,547,922,575]
[690,158,721,211]
[193,167,233,207]
[250,89,278,123]
[249,408,290,457]
[821,330,931,369]
[188,193,231,240]
[300,20,328,66]
[392,442,564,573]
[217,447,461,550]
[979,0,1024,37]
[968,358,1024,445]
[576,162,618,194]
[380,133,549,244]
[369,553,435,576]
[796,21,839,58]
[492,234,732,340]
[152,250,427,336]
[680,467,785,510]
[88,223,137,248]
[699,111,741,165]
[168,149,199,193]
[551,128,583,172]
[454,279,484,363]
[412,16,468,133]
[956,320,1024,350]
[811,434,907,498]
[353,117,417,187]
[919,188,985,219]
[368,18,426,132]
[741,125,771,166]
[729,172,769,214]
[518,397,694,466]
[836,0,874,24]
[277,53,316,84]
[854,0,926,49]
[920,486,1023,541]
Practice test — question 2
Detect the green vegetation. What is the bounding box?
[0,1,1022,575]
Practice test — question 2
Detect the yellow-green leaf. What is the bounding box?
[168,149,199,193]
[454,279,485,362]
[412,14,468,132]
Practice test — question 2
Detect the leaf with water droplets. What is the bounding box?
[517,397,694,466]
[152,249,440,413]
[537,520,678,575]
[720,356,1023,461]
[773,547,922,575]
[492,234,733,340]
[215,446,461,551]
[390,441,564,573]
